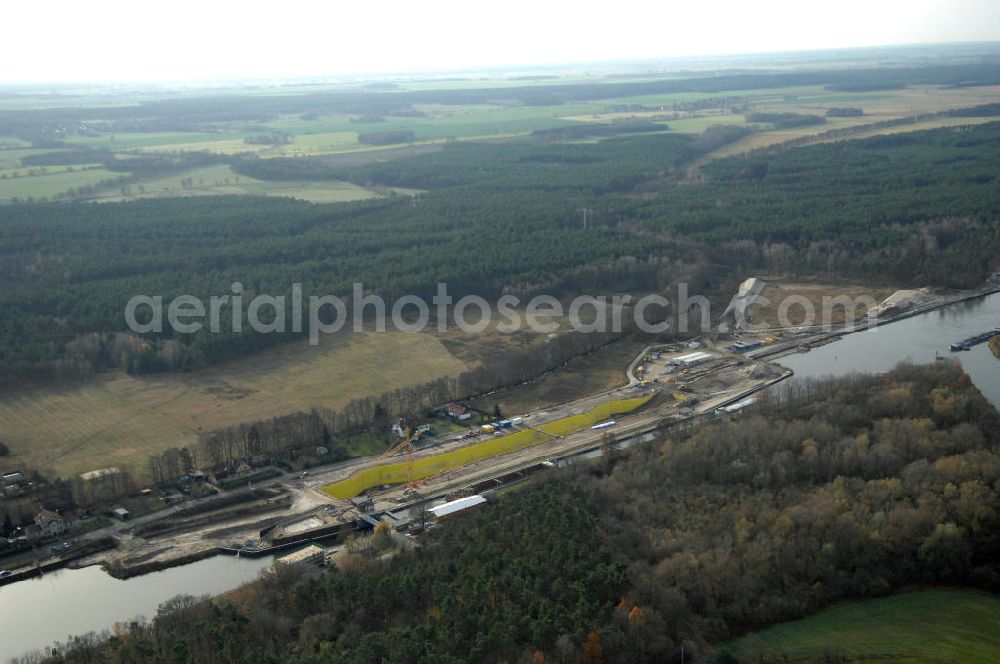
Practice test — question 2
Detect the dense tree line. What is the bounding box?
[530,122,666,142]
[610,121,1000,287]
[357,130,416,145]
[244,132,294,146]
[234,131,695,187]
[949,102,1000,117]
[33,363,1000,662]
[824,107,863,117]
[4,121,1000,387]
[18,150,108,166]
[0,132,698,386]
[745,112,826,128]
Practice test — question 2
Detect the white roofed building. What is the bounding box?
[428,495,487,521]
[672,351,714,367]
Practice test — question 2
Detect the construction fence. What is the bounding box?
[321,393,653,499]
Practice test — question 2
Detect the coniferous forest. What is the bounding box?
[3,122,1000,388]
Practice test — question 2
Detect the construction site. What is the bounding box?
[55,276,999,579]
[61,333,787,578]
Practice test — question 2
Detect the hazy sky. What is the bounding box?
[4,0,1000,83]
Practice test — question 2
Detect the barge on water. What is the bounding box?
[950,328,1000,352]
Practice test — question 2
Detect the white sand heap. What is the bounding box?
[867,288,933,318]
[720,277,766,331]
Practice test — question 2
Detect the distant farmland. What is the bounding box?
[4,80,1000,204]
[90,164,384,204]
[0,166,119,201]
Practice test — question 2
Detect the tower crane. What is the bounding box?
[376,425,424,489]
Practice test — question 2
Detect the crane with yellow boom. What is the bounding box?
[376,425,424,489]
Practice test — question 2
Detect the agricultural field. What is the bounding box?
[0,292,613,480]
[771,83,1000,117]
[692,84,1000,161]
[0,165,120,201]
[90,164,382,203]
[0,147,55,167]
[722,588,1000,663]
[0,330,468,479]
[236,179,386,203]
[56,104,601,160]
[4,78,998,204]
[265,102,598,139]
[0,307,585,480]
[64,131,263,151]
[0,154,388,203]
[0,136,31,148]
[809,115,1000,144]
[526,83,1000,161]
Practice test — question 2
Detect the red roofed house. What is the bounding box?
[446,404,471,421]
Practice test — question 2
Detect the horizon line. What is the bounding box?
[1,39,998,89]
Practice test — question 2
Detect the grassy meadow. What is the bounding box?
[0,166,120,201]
[722,588,1000,663]
[90,164,382,203]
[0,331,468,479]
[0,300,618,480]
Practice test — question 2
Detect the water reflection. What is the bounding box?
[777,293,1000,407]
[0,554,272,662]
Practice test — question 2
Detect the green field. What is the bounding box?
[665,115,748,133]
[236,178,386,203]
[3,80,996,205]
[91,164,382,203]
[0,136,31,148]
[0,166,120,201]
[0,158,386,204]
[64,131,266,151]
[0,147,55,167]
[722,589,1000,663]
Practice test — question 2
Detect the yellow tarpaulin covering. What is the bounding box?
[321,393,652,499]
